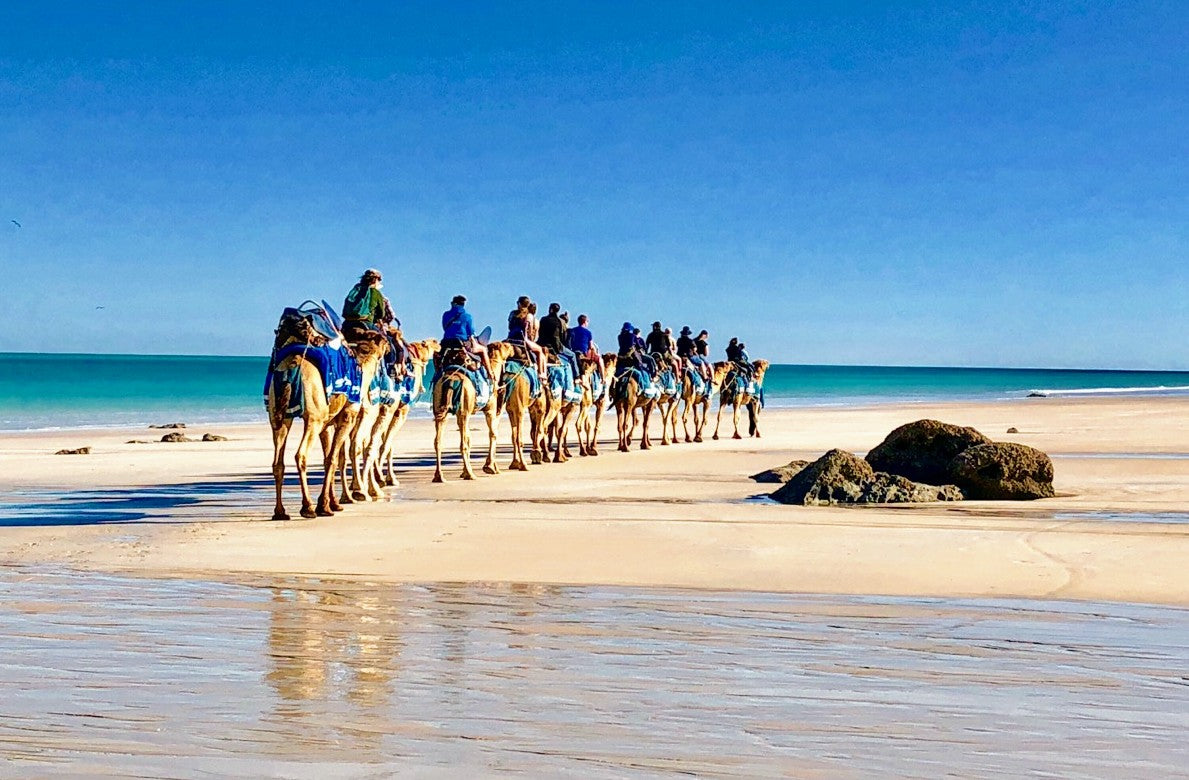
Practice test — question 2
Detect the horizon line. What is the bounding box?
[2,350,1186,374]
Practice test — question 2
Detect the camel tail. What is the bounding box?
[270,368,296,430]
[436,376,463,419]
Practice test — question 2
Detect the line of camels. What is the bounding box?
[267,317,769,521]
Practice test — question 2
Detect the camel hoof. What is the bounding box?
[271,512,290,522]
[340,494,356,505]
[660,440,669,446]
[755,432,762,438]
[460,471,475,481]
[515,463,529,472]
[483,465,498,475]
[712,434,719,440]
[590,449,599,456]
[733,433,742,440]
[300,507,317,519]
[351,491,368,502]
[432,473,444,484]
[694,436,703,443]
[384,477,396,487]
[641,443,651,451]
[316,507,334,517]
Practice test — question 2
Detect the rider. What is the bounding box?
[644,322,672,365]
[341,268,390,342]
[677,326,710,381]
[726,337,754,381]
[507,296,547,379]
[568,314,605,379]
[538,302,581,388]
[440,295,492,379]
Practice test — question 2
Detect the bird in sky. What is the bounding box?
[9,220,19,228]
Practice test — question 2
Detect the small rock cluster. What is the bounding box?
[756,419,1055,505]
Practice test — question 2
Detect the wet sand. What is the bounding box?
[1,397,1188,605]
[1,568,1186,777]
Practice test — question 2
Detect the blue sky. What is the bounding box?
[1,1,1185,368]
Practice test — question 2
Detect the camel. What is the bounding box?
[546,360,597,462]
[266,313,378,520]
[335,336,392,503]
[497,350,547,471]
[613,364,657,452]
[650,358,684,446]
[431,341,515,482]
[680,362,730,443]
[713,359,771,440]
[575,353,616,456]
[369,338,439,488]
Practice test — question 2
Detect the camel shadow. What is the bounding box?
[0,474,287,527]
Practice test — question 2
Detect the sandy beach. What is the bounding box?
[2,395,1187,606]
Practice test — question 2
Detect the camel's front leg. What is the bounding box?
[712,398,726,440]
[731,403,742,439]
[271,421,292,520]
[483,409,500,475]
[315,426,336,516]
[640,404,653,450]
[294,421,320,519]
[508,409,527,471]
[432,416,446,483]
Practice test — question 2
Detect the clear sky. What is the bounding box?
[1,1,1185,368]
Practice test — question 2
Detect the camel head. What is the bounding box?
[408,339,441,367]
[487,341,515,376]
[711,362,731,386]
[752,359,770,381]
[602,353,618,375]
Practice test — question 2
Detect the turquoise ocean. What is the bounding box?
[2,352,1188,431]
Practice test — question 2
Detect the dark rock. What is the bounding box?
[160,432,193,443]
[948,442,1055,500]
[54,447,91,455]
[750,459,810,483]
[865,419,991,484]
[1006,427,1019,434]
[1027,392,1046,398]
[202,433,228,442]
[150,423,187,429]
[771,449,962,506]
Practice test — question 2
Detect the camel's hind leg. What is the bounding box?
[731,403,742,439]
[712,398,726,440]
[458,412,476,480]
[508,409,528,471]
[640,404,653,450]
[315,426,336,516]
[271,420,292,520]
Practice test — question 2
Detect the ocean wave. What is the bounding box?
[1025,385,1189,398]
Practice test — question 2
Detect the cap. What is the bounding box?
[452,294,466,305]
[680,326,692,335]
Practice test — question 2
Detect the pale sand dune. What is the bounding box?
[1,397,1187,605]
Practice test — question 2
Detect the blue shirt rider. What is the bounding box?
[439,295,492,379]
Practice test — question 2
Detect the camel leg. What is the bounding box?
[315,426,336,516]
[432,416,446,483]
[681,400,692,443]
[271,420,292,521]
[508,409,527,471]
[713,399,725,440]
[459,413,476,480]
[732,403,742,439]
[294,421,320,519]
[483,409,499,475]
[640,404,652,450]
[591,403,603,455]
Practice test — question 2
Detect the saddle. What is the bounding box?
[437,345,476,372]
[507,342,533,366]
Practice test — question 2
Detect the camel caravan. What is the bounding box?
[265,270,769,520]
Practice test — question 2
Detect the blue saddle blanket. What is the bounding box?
[615,368,660,401]
[657,368,681,398]
[502,359,541,399]
[264,343,362,416]
[548,362,584,404]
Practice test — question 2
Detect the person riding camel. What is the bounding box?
[726,337,754,382]
[631,327,657,375]
[677,325,710,381]
[341,268,390,343]
[538,302,581,389]
[440,295,493,379]
[568,314,605,379]
[645,322,674,370]
[507,296,547,380]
